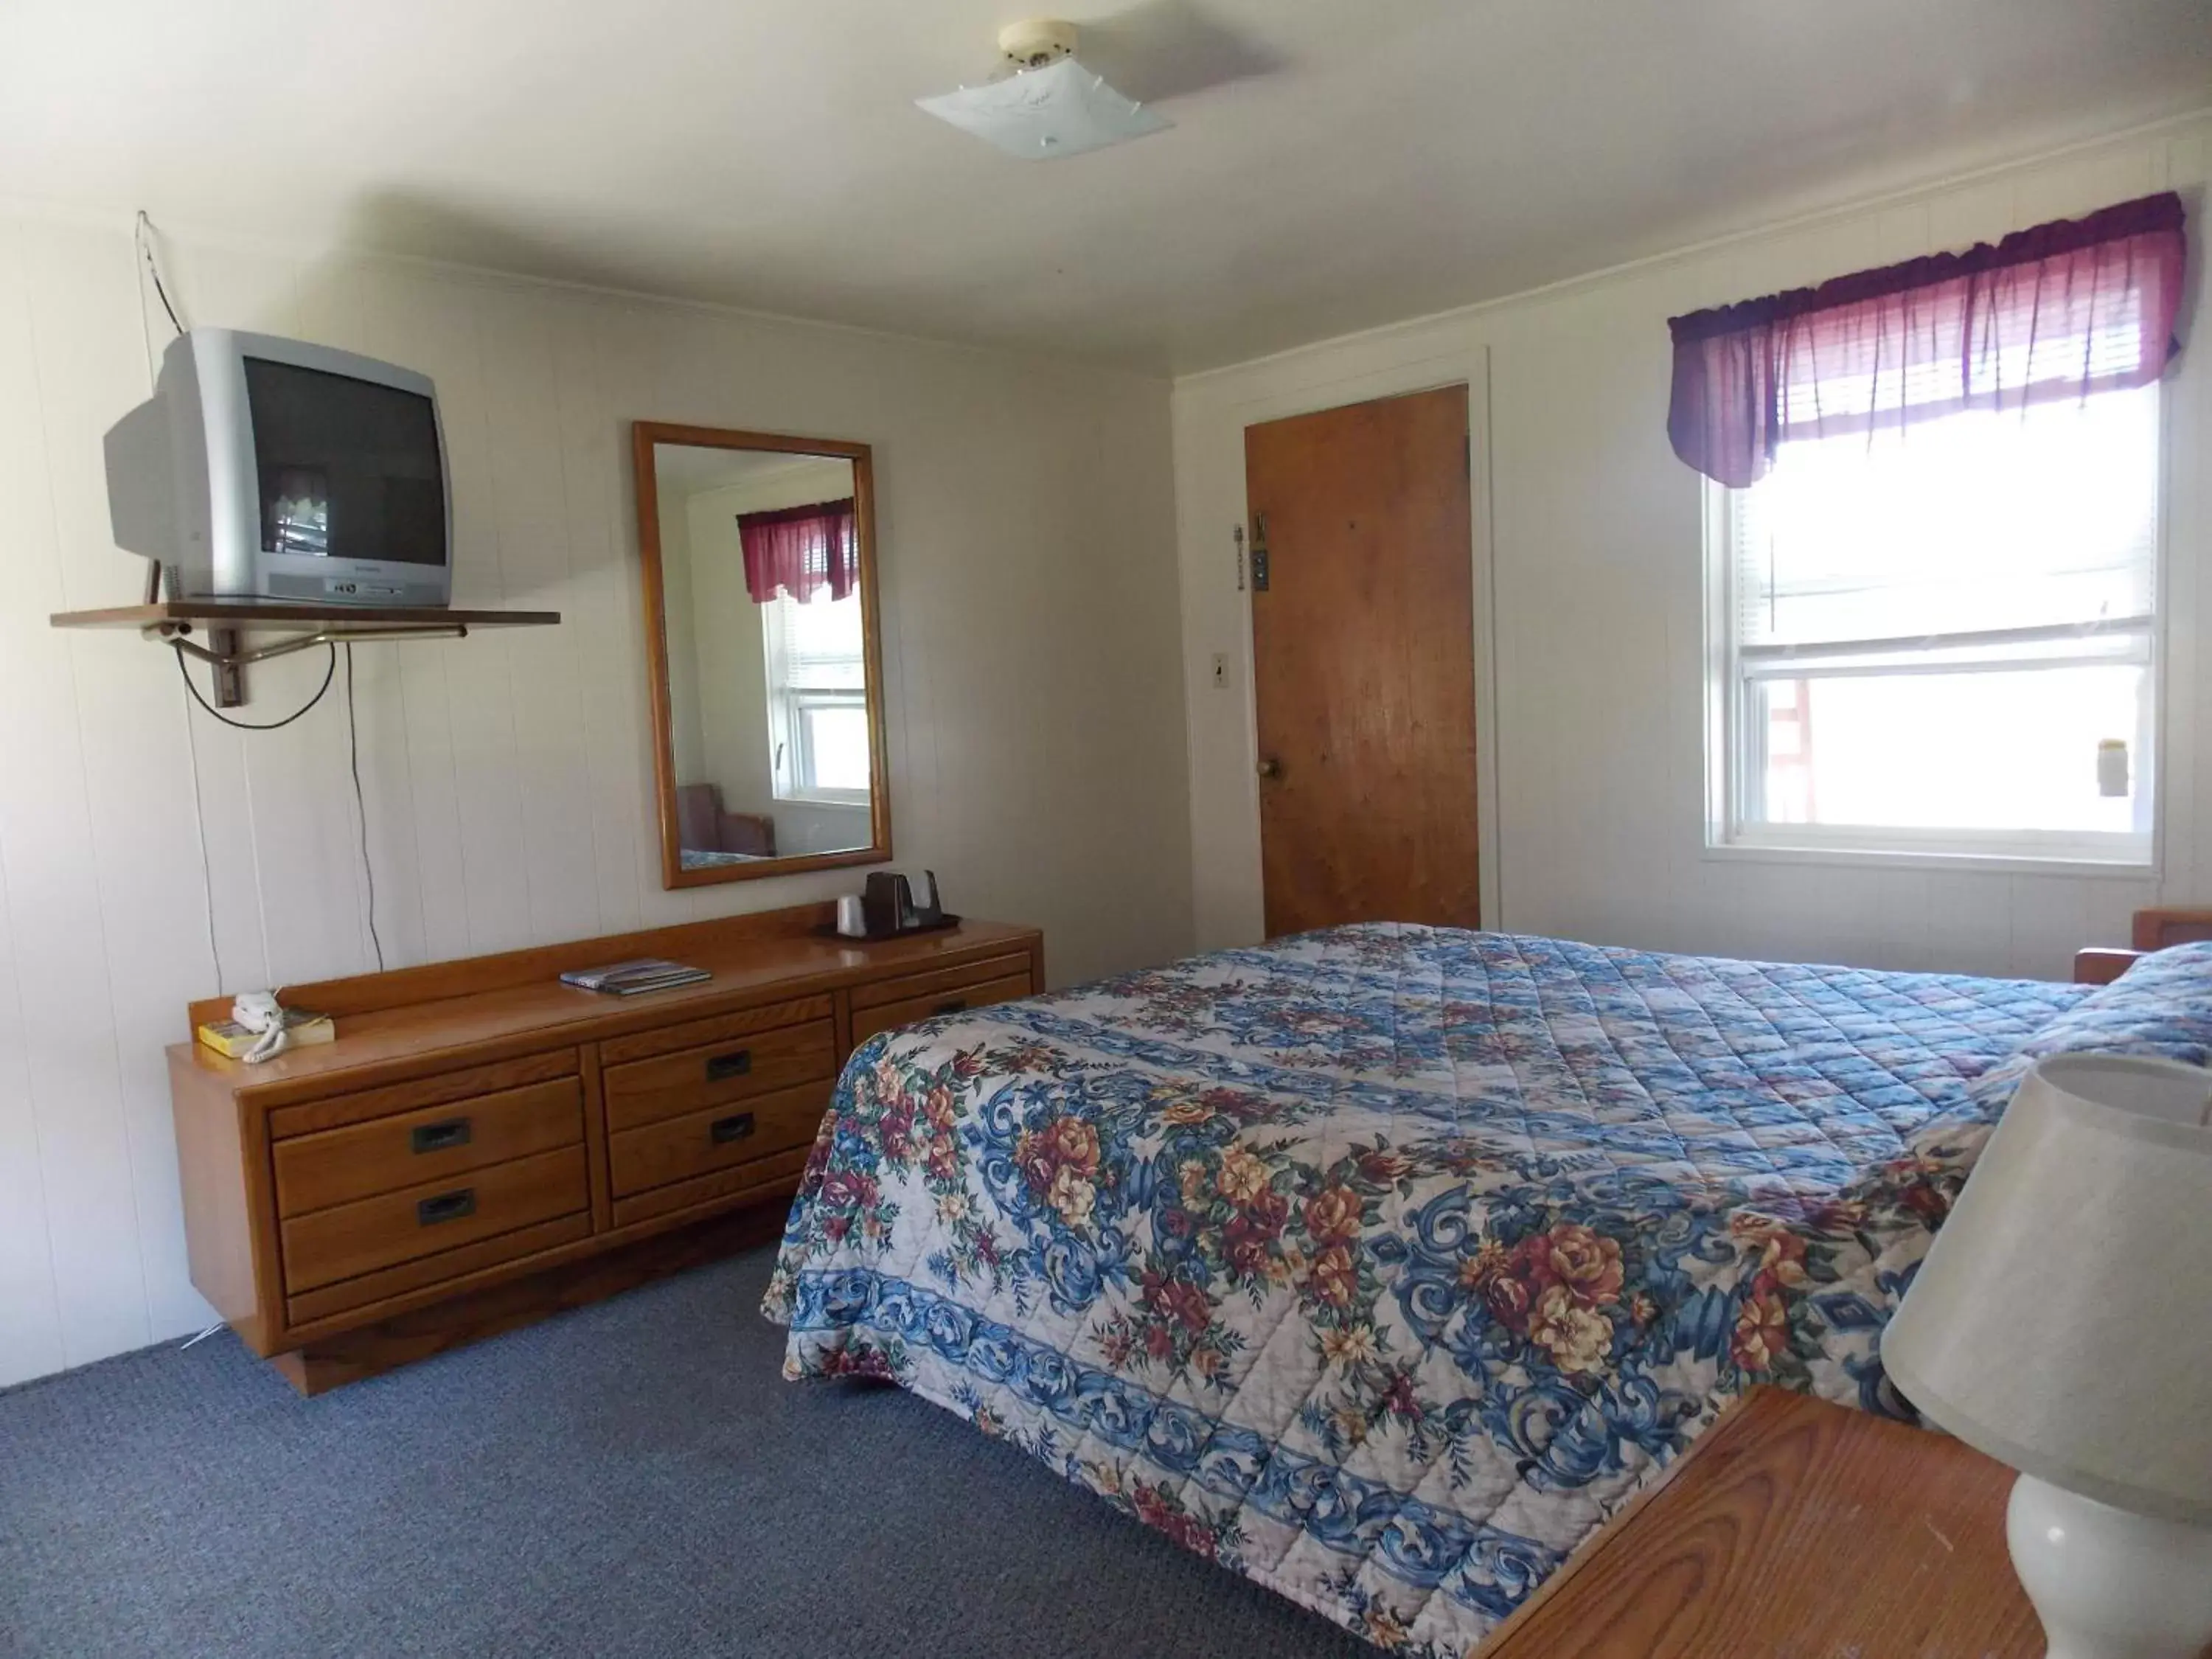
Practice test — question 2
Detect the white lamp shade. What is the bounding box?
[917,58,1170,160]
[1882,1053,2212,1523]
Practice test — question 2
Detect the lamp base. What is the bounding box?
[2006,1475,2212,1659]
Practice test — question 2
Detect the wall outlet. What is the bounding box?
[1211,652,1229,689]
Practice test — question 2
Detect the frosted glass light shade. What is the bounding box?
[1882,1053,2212,1524]
[917,58,1170,160]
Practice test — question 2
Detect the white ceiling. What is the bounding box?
[4,1,2205,375]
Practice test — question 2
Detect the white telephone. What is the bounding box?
[231,991,292,1063]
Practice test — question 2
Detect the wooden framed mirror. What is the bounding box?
[632,422,891,889]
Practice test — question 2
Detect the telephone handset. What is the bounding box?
[230,991,291,1064]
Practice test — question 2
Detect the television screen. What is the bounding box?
[244,358,446,567]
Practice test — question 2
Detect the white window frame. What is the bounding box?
[1703,394,2166,877]
[762,595,871,807]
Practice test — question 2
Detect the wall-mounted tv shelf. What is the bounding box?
[50,602,561,709]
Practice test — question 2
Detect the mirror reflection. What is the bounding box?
[646,437,885,882]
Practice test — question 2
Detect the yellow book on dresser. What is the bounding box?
[195,1012,336,1060]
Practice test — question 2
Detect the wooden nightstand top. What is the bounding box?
[1481,1385,2041,1658]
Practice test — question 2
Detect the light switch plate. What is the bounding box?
[1211,653,1229,689]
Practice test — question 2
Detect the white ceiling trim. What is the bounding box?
[1173,102,2212,389]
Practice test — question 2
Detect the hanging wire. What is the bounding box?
[344,644,385,972]
[173,641,335,730]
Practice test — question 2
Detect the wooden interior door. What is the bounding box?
[1246,384,1480,936]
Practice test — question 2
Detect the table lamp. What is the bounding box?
[1882,1053,2212,1659]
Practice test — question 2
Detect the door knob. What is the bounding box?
[1256,757,1281,779]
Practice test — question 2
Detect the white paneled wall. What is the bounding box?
[0,206,1192,1385]
[1174,114,2212,974]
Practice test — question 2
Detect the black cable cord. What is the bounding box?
[149,260,183,337]
[173,640,335,729]
[134,210,184,336]
[344,644,385,973]
[170,640,385,974]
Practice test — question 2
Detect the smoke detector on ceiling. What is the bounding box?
[917,18,1171,161]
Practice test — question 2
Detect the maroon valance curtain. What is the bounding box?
[1666,192,2188,487]
[739,497,857,605]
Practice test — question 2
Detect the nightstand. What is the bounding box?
[1481,1385,2042,1658]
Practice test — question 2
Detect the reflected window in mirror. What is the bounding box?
[635,424,889,889]
[764,588,870,803]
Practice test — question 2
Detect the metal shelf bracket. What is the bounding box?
[145,621,469,708]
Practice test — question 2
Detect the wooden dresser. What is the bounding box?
[169,905,1043,1393]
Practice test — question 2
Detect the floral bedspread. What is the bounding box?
[763,925,2092,1656]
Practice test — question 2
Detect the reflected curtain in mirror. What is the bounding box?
[741,498,857,603]
[632,422,891,890]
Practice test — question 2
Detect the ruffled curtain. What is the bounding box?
[739,498,857,605]
[1667,192,2188,488]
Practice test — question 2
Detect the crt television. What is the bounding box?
[105,328,451,606]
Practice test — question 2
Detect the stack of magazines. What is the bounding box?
[558,958,711,996]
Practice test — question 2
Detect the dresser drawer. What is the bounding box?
[272,1079,585,1217]
[608,1077,832,1200]
[268,1050,579,1139]
[279,1146,591,1295]
[285,1212,594,1331]
[597,995,833,1068]
[609,1145,813,1232]
[850,969,1034,1047]
[601,1017,837,1133]
[849,953,1033,1011]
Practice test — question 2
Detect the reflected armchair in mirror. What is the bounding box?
[633,422,891,888]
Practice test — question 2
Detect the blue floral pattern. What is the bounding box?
[1965,939,2212,1110]
[764,925,2097,1655]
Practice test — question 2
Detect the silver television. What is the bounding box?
[105,328,451,606]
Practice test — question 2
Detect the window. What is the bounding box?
[1709,383,2160,866]
[762,591,872,803]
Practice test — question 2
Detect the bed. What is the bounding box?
[762,922,2212,1656]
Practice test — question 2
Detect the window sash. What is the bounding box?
[771,594,865,686]
[762,593,869,802]
[1708,467,2160,865]
[1737,618,2153,684]
[784,692,870,803]
[1727,384,2161,654]
[1736,616,2154,667]
[1725,656,2157,844]
[1722,821,2155,866]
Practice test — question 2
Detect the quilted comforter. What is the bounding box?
[763,925,2112,1655]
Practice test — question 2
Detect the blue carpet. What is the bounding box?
[0,1245,1369,1658]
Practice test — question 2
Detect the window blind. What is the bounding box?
[772,591,866,692]
[1730,380,2160,659]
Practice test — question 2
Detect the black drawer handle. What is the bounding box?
[410,1118,473,1154]
[935,998,968,1016]
[416,1189,476,1227]
[710,1112,756,1146]
[705,1048,752,1082]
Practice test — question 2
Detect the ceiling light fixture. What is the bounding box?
[917,19,1170,161]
